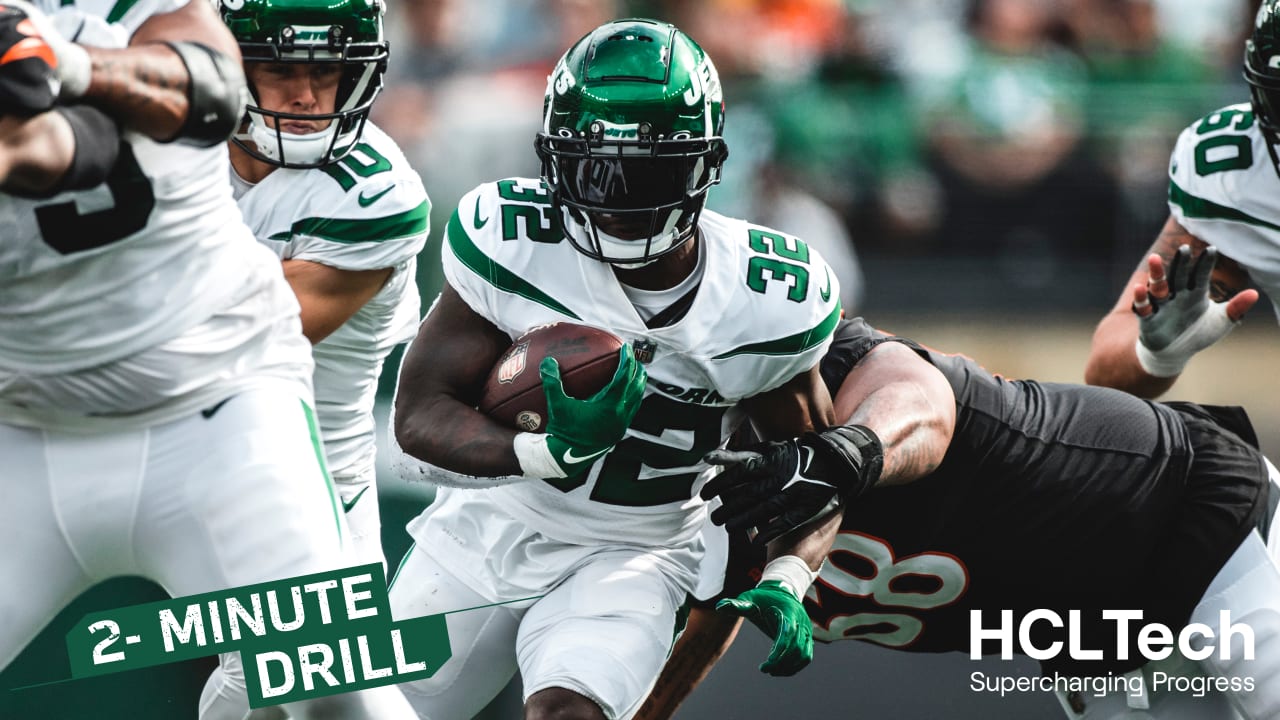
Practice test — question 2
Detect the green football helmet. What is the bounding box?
[534,19,728,266]
[220,0,388,168]
[1245,0,1280,175]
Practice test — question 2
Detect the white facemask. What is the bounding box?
[560,204,689,266]
[240,108,344,166]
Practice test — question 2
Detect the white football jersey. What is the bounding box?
[435,178,842,547]
[0,0,312,429]
[35,0,186,34]
[1168,103,1280,319]
[233,124,429,479]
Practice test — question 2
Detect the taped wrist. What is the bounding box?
[163,41,247,147]
[513,432,567,480]
[55,41,90,99]
[804,424,883,501]
[1135,301,1237,378]
[1134,337,1187,378]
[47,104,119,194]
[760,555,820,600]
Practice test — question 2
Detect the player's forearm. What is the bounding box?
[393,395,524,477]
[766,504,843,569]
[80,44,190,140]
[634,608,742,720]
[845,380,951,487]
[283,261,394,344]
[0,105,119,196]
[1084,309,1176,398]
[0,113,74,193]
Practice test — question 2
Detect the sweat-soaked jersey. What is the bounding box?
[769,319,1269,675]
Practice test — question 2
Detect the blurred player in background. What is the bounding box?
[388,18,843,720]
[646,318,1280,720]
[0,0,414,716]
[198,0,430,716]
[1083,0,1280,397]
[222,0,428,569]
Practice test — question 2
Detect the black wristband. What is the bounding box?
[48,104,121,195]
[805,424,884,501]
[163,41,248,147]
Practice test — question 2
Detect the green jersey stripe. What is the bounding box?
[106,0,141,23]
[446,210,581,320]
[300,400,344,550]
[1169,180,1280,232]
[269,200,430,244]
[712,301,842,360]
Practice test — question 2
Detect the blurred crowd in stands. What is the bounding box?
[373,0,1258,315]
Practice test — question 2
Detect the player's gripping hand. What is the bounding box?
[703,438,840,545]
[716,580,813,676]
[0,0,89,115]
[514,345,647,479]
[1131,244,1258,377]
[702,425,883,545]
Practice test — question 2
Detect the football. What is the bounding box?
[478,322,624,432]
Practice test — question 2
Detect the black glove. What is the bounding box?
[701,425,883,545]
[0,1,59,115]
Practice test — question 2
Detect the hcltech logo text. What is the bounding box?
[970,609,1255,662]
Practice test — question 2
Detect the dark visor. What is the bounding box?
[559,155,701,211]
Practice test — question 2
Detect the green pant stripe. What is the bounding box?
[388,541,415,591]
[301,399,344,549]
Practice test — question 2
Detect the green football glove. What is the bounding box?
[716,580,813,676]
[540,344,647,476]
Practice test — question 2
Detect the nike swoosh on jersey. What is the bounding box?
[341,486,369,513]
[201,398,232,419]
[561,446,609,465]
[358,186,394,207]
[474,200,489,229]
[819,267,832,303]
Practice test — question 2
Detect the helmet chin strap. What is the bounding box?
[246,111,340,166]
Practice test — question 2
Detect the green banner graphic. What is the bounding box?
[65,564,451,708]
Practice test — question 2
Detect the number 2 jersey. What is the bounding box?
[759,319,1271,675]
[430,177,842,548]
[231,123,429,480]
[0,0,312,431]
[1168,103,1280,319]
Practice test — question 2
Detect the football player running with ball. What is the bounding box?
[1084,0,1280,397]
[389,18,843,720]
[0,0,414,717]
[199,0,430,716]
[647,319,1280,720]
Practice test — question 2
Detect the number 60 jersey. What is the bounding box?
[436,177,842,547]
[1168,102,1280,318]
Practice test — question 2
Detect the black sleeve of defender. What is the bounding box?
[164,41,247,147]
[819,318,928,397]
